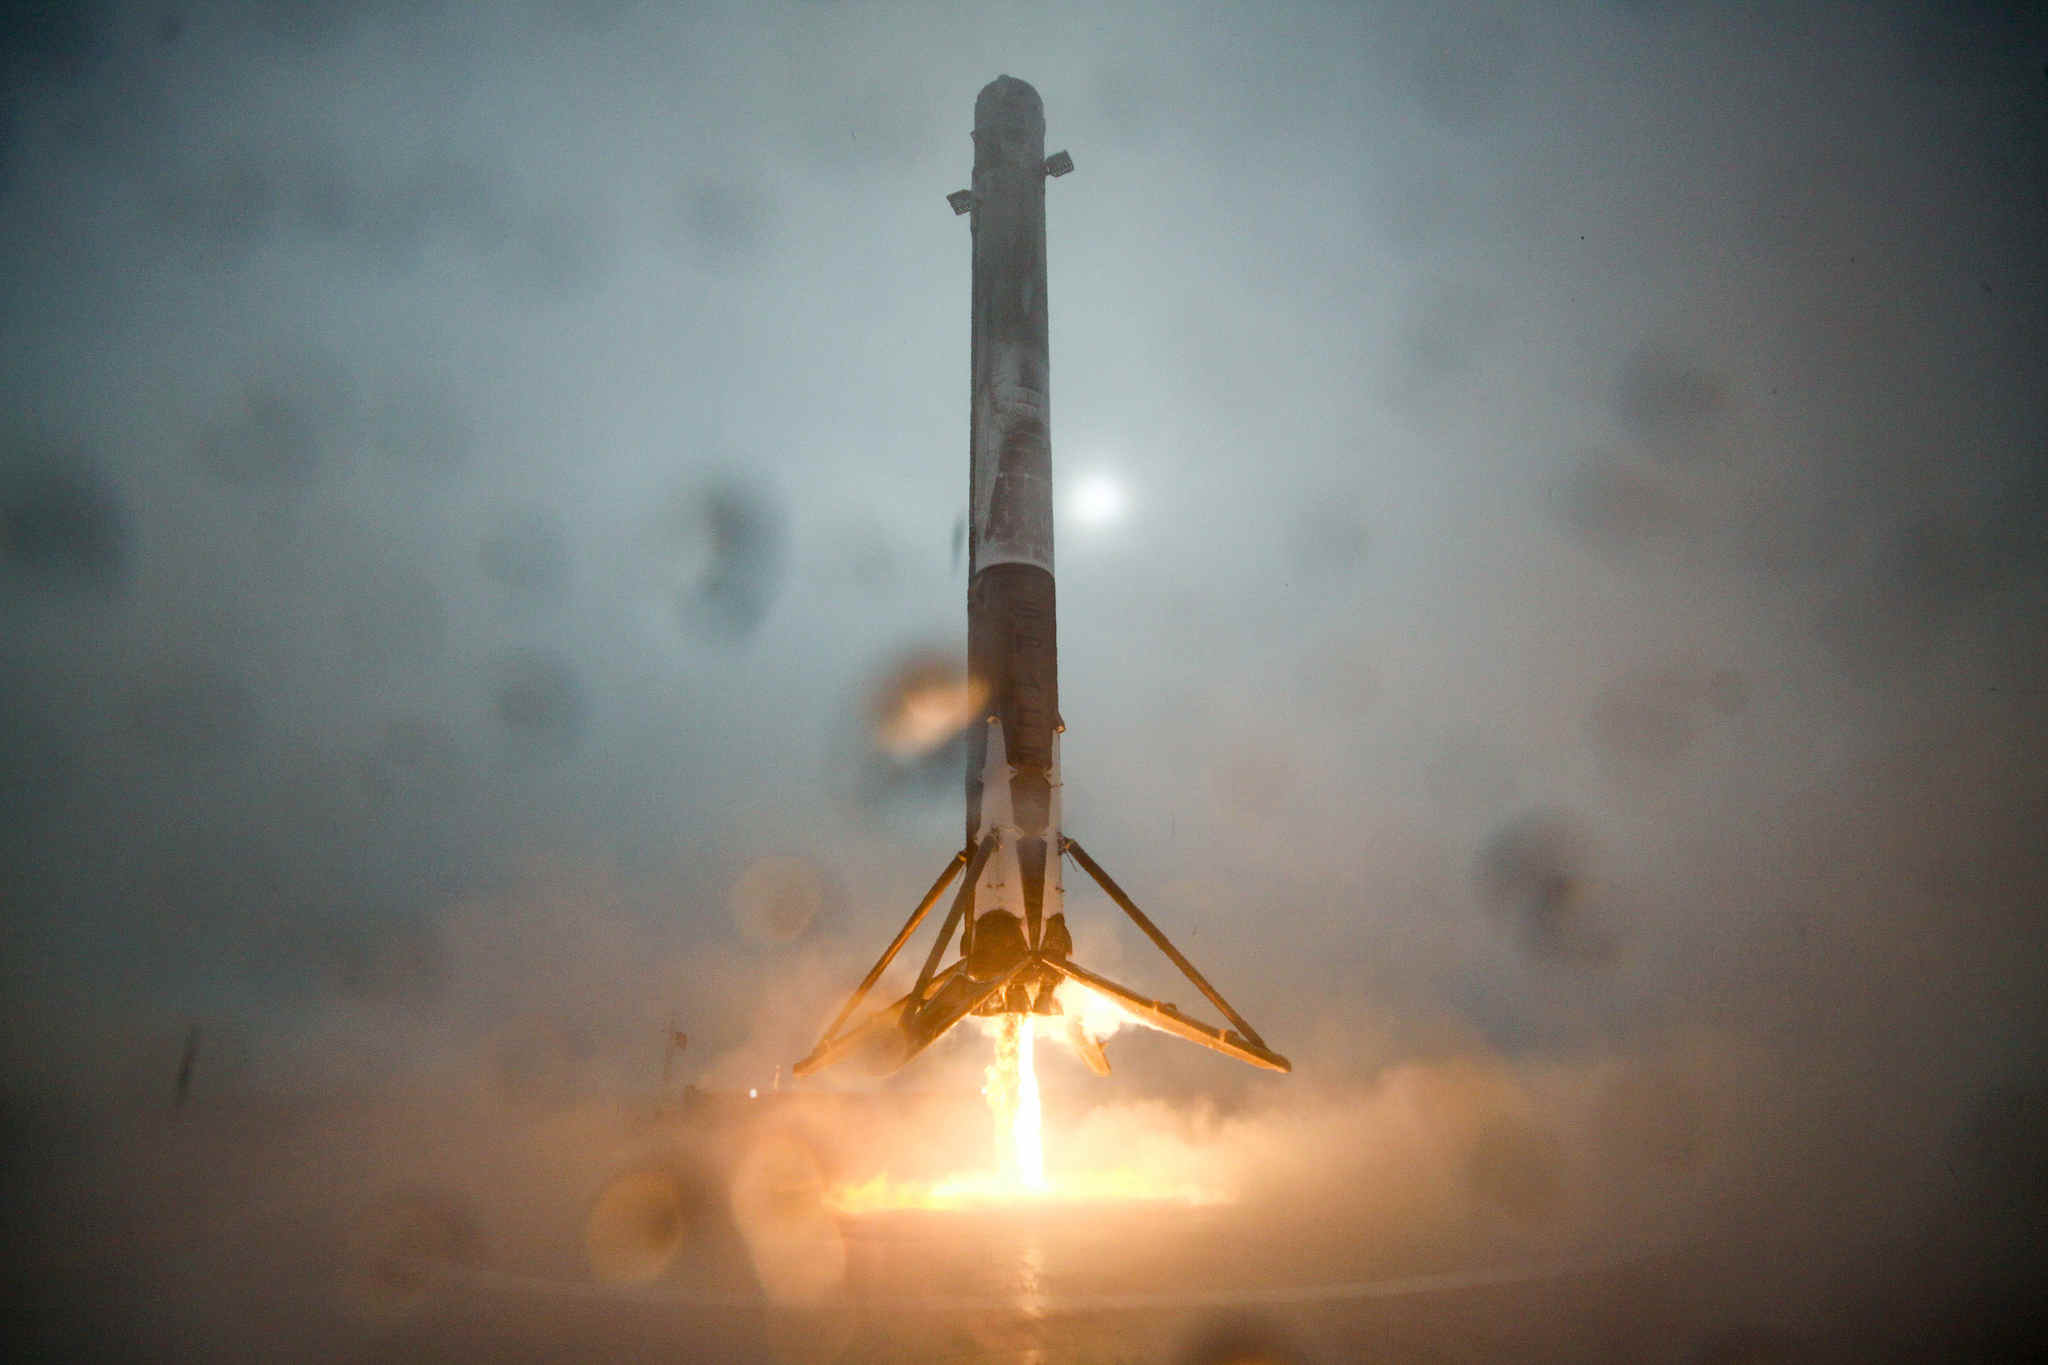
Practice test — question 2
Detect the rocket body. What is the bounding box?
[790,78,1287,1080]
[965,76,1063,982]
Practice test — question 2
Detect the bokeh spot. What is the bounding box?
[731,854,828,944]
[1473,810,1615,964]
[492,648,587,759]
[657,478,787,643]
[0,446,128,590]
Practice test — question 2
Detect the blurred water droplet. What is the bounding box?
[657,479,786,642]
[491,648,586,759]
[731,854,827,944]
[1553,460,1691,556]
[869,651,986,761]
[729,1133,845,1306]
[339,1188,480,1319]
[681,178,775,259]
[0,444,128,590]
[1615,344,1728,444]
[586,1165,694,1284]
[1474,810,1614,964]
[282,885,448,1006]
[196,364,350,486]
[480,510,569,600]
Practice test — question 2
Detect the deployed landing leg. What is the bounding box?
[1056,838,1286,1071]
[792,834,1289,1079]
[793,839,991,1078]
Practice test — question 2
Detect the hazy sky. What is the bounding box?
[2,0,2043,1186]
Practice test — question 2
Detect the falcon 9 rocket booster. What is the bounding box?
[794,77,1288,1081]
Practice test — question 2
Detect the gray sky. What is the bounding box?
[2,0,2045,1328]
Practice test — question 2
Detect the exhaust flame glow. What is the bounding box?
[1016,1017,1044,1188]
[824,1014,1229,1215]
[1054,978,1140,1041]
[983,1013,1047,1191]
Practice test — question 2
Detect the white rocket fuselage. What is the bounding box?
[962,76,1065,993]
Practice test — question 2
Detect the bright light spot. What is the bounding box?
[982,1014,1046,1191]
[1069,471,1127,528]
[824,1013,1229,1215]
[826,1165,1225,1214]
[748,1088,758,1099]
[1015,1016,1046,1190]
[1054,978,1139,1042]
[873,663,989,760]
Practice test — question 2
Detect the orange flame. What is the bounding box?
[984,1013,1047,1191]
[824,1016,1229,1215]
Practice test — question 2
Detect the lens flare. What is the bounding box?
[872,656,990,760]
[1069,470,1127,527]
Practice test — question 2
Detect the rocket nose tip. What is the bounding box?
[976,74,1043,119]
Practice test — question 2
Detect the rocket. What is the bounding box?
[795,77,1288,1080]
